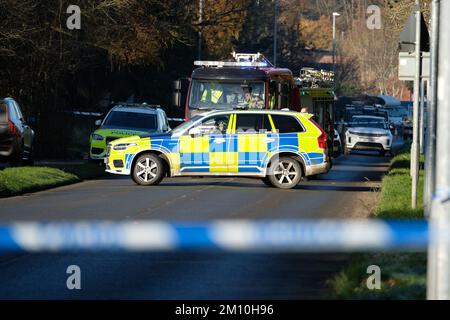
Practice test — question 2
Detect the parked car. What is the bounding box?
[105,110,331,189]
[0,97,35,165]
[90,103,170,161]
[344,115,392,156]
[333,129,342,157]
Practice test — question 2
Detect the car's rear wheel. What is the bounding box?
[132,153,165,186]
[268,157,302,189]
[23,145,34,166]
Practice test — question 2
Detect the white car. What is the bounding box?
[344,115,392,156]
[333,129,342,157]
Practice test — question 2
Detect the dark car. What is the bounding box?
[0,97,34,165]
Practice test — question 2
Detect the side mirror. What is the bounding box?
[172,80,182,109]
[172,91,181,109]
[95,119,102,126]
[188,127,201,136]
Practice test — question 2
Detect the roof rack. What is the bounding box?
[296,68,334,89]
[194,52,273,68]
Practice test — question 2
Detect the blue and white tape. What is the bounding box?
[0,220,429,253]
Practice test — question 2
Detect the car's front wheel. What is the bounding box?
[267,157,302,189]
[132,153,166,186]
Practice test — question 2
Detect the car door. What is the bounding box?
[232,113,275,173]
[179,113,232,174]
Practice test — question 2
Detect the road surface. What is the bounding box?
[0,148,397,299]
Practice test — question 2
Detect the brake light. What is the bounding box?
[318,132,327,149]
[309,119,327,149]
[8,120,16,135]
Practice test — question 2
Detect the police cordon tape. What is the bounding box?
[0,220,436,253]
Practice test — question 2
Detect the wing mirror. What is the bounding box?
[94,119,102,126]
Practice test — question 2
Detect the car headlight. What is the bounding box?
[347,130,356,135]
[113,143,137,151]
[92,134,104,141]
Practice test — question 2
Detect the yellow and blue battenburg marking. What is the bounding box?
[117,113,327,175]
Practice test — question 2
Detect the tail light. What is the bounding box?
[309,119,327,149]
[8,120,17,135]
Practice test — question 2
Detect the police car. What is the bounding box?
[90,103,170,161]
[105,110,330,189]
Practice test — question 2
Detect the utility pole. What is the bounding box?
[428,0,450,300]
[332,12,340,89]
[424,0,439,216]
[419,79,426,154]
[198,0,204,60]
[273,0,278,66]
[411,1,421,209]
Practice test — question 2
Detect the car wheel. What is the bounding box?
[268,157,302,189]
[9,141,24,166]
[132,153,165,186]
[23,146,34,166]
[261,177,274,187]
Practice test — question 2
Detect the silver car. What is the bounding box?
[344,115,392,156]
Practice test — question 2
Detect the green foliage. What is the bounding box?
[0,167,79,197]
[0,163,104,197]
[375,145,425,219]
[329,145,427,299]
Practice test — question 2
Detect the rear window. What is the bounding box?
[271,115,304,133]
[103,111,157,131]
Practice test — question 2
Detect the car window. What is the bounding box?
[193,114,231,135]
[271,114,304,133]
[235,114,273,134]
[5,100,18,120]
[103,111,157,131]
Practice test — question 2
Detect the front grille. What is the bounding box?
[354,132,386,137]
[91,147,104,155]
[113,160,124,168]
[355,142,383,149]
[106,136,121,144]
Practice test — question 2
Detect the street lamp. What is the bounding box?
[332,12,340,89]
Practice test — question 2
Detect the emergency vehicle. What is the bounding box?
[105,109,330,189]
[173,52,301,121]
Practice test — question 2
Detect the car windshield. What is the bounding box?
[189,80,265,110]
[171,115,204,134]
[103,111,157,131]
[349,117,387,129]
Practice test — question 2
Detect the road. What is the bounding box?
[0,147,397,299]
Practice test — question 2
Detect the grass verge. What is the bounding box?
[329,144,427,299]
[0,162,105,197]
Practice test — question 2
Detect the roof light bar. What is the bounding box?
[194,60,269,68]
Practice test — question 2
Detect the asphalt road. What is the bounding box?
[0,146,399,299]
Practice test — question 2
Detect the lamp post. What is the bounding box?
[332,12,340,89]
[198,0,204,60]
